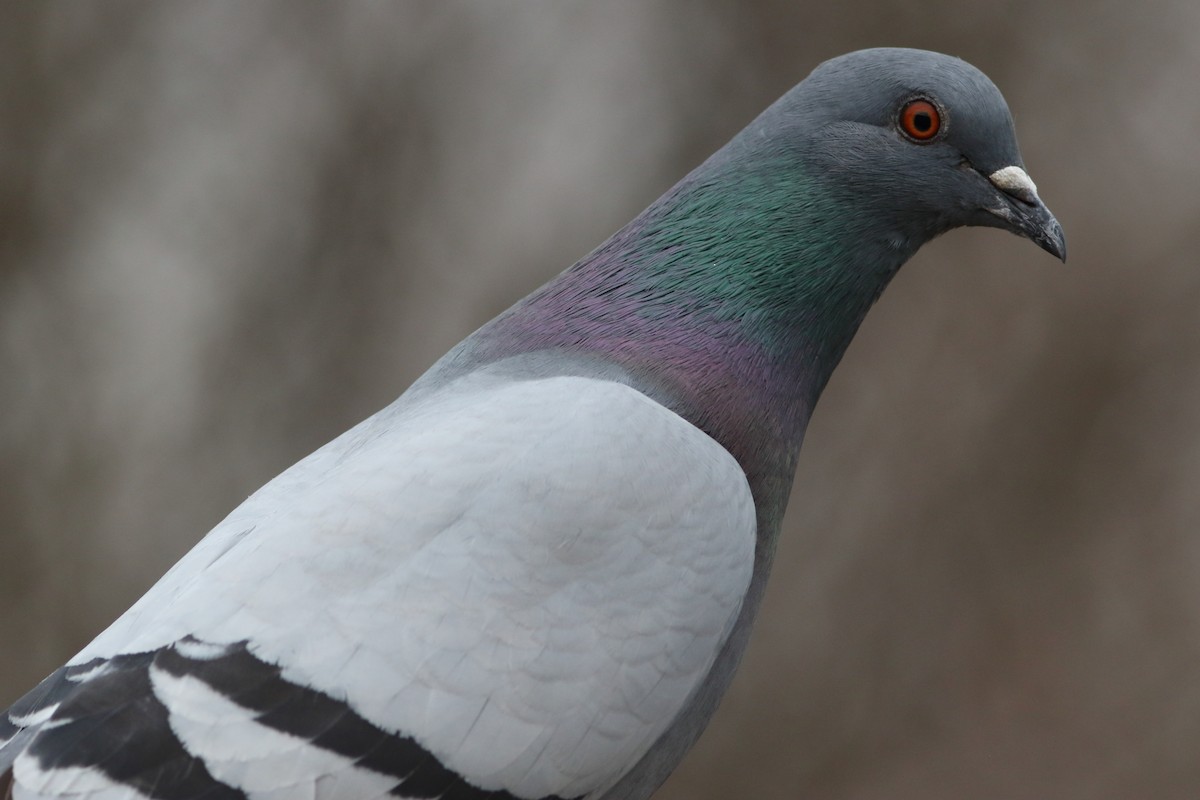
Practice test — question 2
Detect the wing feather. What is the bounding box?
[4,376,755,800]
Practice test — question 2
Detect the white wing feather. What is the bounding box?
[60,375,755,799]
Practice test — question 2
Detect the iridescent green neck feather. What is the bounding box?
[428,142,916,530]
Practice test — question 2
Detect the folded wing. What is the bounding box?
[2,376,756,800]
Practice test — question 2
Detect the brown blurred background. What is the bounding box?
[2,2,1198,798]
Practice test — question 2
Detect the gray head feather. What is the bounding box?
[738,48,1065,259]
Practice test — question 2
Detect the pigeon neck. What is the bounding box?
[464,152,916,521]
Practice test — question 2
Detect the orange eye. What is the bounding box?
[899,99,941,141]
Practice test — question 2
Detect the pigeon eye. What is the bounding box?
[899,99,941,141]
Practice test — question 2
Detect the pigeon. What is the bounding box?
[0,48,1064,800]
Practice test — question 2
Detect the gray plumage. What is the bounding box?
[1,48,1063,800]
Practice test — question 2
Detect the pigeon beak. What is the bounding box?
[985,166,1066,262]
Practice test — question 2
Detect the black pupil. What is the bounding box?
[913,111,932,132]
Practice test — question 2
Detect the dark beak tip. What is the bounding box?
[1041,217,1067,263]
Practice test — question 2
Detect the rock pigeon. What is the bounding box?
[0,48,1064,800]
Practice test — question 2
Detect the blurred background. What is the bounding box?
[2,2,1198,798]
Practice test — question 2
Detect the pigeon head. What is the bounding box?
[755,47,1065,261]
